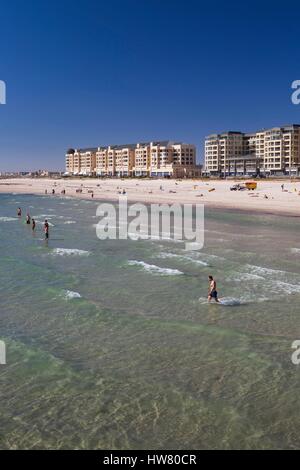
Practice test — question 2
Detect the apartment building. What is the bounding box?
[115,144,135,177]
[135,143,151,176]
[150,141,174,176]
[95,147,108,176]
[66,141,199,177]
[205,132,246,176]
[65,148,96,176]
[263,125,300,174]
[204,125,300,176]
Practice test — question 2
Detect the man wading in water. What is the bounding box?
[44,219,49,240]
[208,275,220,303]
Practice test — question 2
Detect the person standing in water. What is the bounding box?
[26,213,31,225]
[17,207,22,217]
[44,219,49,239]
[208,275,220,303]
[32,218,36,231]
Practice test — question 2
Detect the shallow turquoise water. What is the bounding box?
[1,193,300,449]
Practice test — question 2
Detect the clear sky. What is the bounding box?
[1,0,300,171]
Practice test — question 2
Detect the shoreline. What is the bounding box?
[1,177,300,217]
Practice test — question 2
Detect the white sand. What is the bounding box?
[1,177,300,216]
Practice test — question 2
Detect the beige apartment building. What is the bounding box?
[115,145,135,176]
[204,124,300,176]
[65,148,96,176]
[66,141,199,177]
[135,143,151,176]
[95,147,108,176]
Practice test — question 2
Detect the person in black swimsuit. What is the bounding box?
[44,219,49,239]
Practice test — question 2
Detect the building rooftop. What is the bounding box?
[66,141,194,154]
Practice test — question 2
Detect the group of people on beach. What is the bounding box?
[44,188,66,195]
[17,207,49,239]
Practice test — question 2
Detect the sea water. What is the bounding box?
[1,193,300,449]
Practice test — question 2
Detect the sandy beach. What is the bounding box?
[1,177,300,216]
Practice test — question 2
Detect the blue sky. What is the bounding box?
[1,0,300,171]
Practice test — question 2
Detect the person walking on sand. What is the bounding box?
[17,207,22,217]
[281,184,284,192]
[44,219,49,239]
[208,275,220,303]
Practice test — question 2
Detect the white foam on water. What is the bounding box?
[182,257,208,266]
[63,220,76,224]
[273,280,300,294]
[219,297,245,306]
[245,263,288,278]
[226,264,300,302]
[35,220,55,227]
[160,252,209,266]
[64,290,81,300]
[198,296,245,306]
[228,272,265,282]
[0,217,18,222]
[191,251,227,262]
[128,260,183,276]
[160,252,182,259]
[291,248,300,254]
[198,296,209,304]
[52,248,90,257]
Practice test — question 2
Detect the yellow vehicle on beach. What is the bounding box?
[245,181,257,190]
[230,181,257,191]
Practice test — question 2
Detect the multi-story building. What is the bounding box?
[65,148,96,175]
[115,144,135,177]
[134,143,151,176]
[150,141,174,177]
[95,147,108,176]
[263,125,300,174]
[79,148,97,175]
[66,141,199,177]
[204,125,300,176]
[205,132,245,176]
